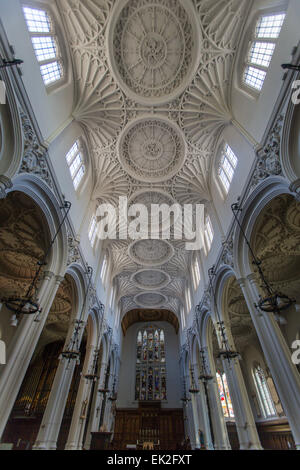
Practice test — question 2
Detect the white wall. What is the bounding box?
[231,0,300,143]
[0,0,74,141]
[117,321,182,409]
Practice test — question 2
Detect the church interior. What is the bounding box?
[0,0,300,451]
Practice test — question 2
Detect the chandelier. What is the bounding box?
[208,266,240,362]
[231,202,295,314]
[1,200,71,324]
[60,265,93,366]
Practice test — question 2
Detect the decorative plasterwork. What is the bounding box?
[121,308,179,334]
[128,188,177,236]
[59,0,249,316]
[118,116,186,182]
[251,115,284,189]
[134,291,167,308]
[128,239,174,266]
[107,0,201,105]
[131,268,171,290]
[19,111,53,188]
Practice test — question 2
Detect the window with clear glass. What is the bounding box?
[218,143,238,193]
[65,141,85,190]
[192,255,201,290]
[180,306,186,330]
[135,326,167,401]
[23,6,63,86]
[186,287,192,313]
[204,216,214,253]
[88,215,97,247]
[100,254,108,284]
[216,372,234,418]
[253,365,277,418]
[243,13,285,91]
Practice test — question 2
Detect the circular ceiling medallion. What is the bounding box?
[128,189,179,236]
[118,116,186,182]
[128,239,174,266]
[131,268,171,290]
[134,291,167,308]
[107,0,201,105]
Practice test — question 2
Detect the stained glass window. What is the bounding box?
[135,326,167,401]
[243,13,285,91]
[23,6,63,86]
[253,365,277,418]
[216,372,234,418]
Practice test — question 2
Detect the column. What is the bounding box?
[102,371,114,431]
[0,272,61,439]
[64,343,96,450]
[239,275,300,449]
[221,355,262,449]
[203,347,231,450]
[193,355,214,450]
[33,320,85,450]
[83,360,107,449]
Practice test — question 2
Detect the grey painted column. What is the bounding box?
[239,275,300,449]
[65,343,96,450]
[0,272,60,439]
[203,347,231,450]
[193,356,214,450]
[221,355,262,449]
[83,360,107,449]
[33,320,86,450]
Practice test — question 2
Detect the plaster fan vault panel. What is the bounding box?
[118,116,187,182]
[107,0,202,105]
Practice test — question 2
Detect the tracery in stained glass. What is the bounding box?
[135,325,167,401]
[216,371,234,418]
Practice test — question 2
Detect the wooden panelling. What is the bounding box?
[111,404,184,450]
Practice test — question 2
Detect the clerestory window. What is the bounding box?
[23,5,63,86]
[243,13,286,92]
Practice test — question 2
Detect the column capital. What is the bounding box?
[55,275,65,285]
[236,277,246,288]
[43,270,55,281]
[0,175,13,199]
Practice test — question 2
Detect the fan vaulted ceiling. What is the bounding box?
[60,0,248,319]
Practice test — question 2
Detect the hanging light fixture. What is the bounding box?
[60,265,93,366]
[108,376,117,402]
[0,58,24,68]
[195,306,213,382]
[186,329,199,394]
[98,328,112,395]
[208,266,240,362]
[84,348,100,382]
[1,200,71,323]
[281,63,300,72]
[180,377,191,403]
[231,202,295,314]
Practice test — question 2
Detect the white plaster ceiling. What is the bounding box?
[60,0,249,317]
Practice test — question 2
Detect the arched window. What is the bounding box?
[243,12,286,92]
[66,141,85,190]
[216,371,234,418]
[218,143,238,194]
[253,365,276,418]
[192,255,201,290]
[180,306,186,330]
[204,215,214,254]
[135,326,167,401]
[22,5,63,86]
[100,253,108,285]
[186,286,192,313]
[88,215,98,247]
